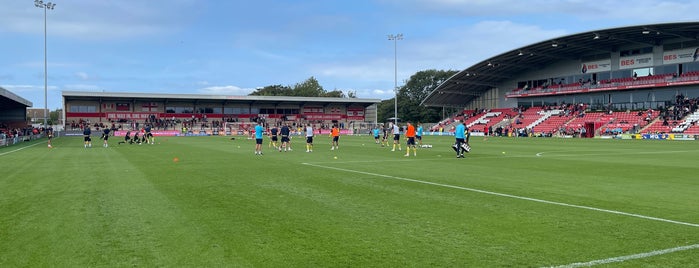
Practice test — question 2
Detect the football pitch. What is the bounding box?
[1,134,697,267]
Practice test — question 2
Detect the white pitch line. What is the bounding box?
[534,149,699,158]
[0,142,43,156]
[301,162,699,228]
[545,243,699,268]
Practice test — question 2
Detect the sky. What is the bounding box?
[1,0,698,110]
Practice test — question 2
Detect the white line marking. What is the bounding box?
[0,142,43,156]
[545,243,699,268]
[533,150,699,158]
[301,162,699,228]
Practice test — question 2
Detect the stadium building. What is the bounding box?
[62,91,380,135]
[0,87,33,128]
[422,22,699,138]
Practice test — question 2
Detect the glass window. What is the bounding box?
[70,105,96,112]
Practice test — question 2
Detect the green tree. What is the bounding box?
[292,76,325,97]
[377,98,397,123]
[248,85,293,96]
[378,69,459,123]
[49,109,61,125]
[322,89,346,98]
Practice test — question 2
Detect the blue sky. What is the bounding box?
[1,0,698,110]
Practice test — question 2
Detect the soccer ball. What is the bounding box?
[333,156,338,159]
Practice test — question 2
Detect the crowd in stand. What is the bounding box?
[0,124,48,146]
[669,94,699,120]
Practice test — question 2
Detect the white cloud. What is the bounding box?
[313,59,394,83]
[75,72,89,80]
[310,20,567,95]
[198,85,254,95]
[1,84,39,93]
[0,0,199,40]
[64,84,102,91]
[394,0,697,20]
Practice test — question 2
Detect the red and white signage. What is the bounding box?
[106,113,157,119]
[618,54,653,69]
[346,108,364,116]
[304,114,342,120]
[662,47,699,64]
[141,102,158,112]
[581,59,611,73]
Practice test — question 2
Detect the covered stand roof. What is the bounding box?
[63,91,380,108]
[0,86,33,109]
[421,22,699,108]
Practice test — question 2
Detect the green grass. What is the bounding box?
[1,135,697,267]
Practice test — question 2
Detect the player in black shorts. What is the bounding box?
[381,125,389,147]
[270,125,279,149]
[83,126,92,148]
[118,131,131,144]
[133,131,141,144]
[47,127,53,148]
[279,123,291,152]
[101,127,110,147]
[144,124,154,144]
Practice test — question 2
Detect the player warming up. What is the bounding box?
[390,122,401,151]
[83,126,92,148]
[305,124,314,152]
[330,124,340,150]
[47,127,53,148]
[118,131,131,144]
[101,127,110,147]
[254,122,264,155]
[404,122,417,157]
[373,126,381,144]
[280,123,291,152]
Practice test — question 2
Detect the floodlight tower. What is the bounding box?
[388,33,403,125]
[34,0,56,127]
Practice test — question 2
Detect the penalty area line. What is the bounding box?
[301,162,699,228]
[545,243,699,268]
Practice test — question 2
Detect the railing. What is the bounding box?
[0,133,46,147]
[507,75,699,98]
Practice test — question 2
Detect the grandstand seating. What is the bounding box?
[531,112,572,134]
[515,107,544,129]
[596,111,653,134]
[467,109,517,133]
[428,104,699,136]
[642,120,674,134]
[671,111,699,133]
[683,124,699,134]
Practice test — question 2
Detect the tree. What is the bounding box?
[322,90,346,98]
[250,77,352,98]
[376,99,396,123]
[292,77,325,97]
[249,85,293,96]
[49,109,61,126]
[378,69,459,123]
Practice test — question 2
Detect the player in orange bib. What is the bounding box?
[404,122,416,157]
[330,125,340,150]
